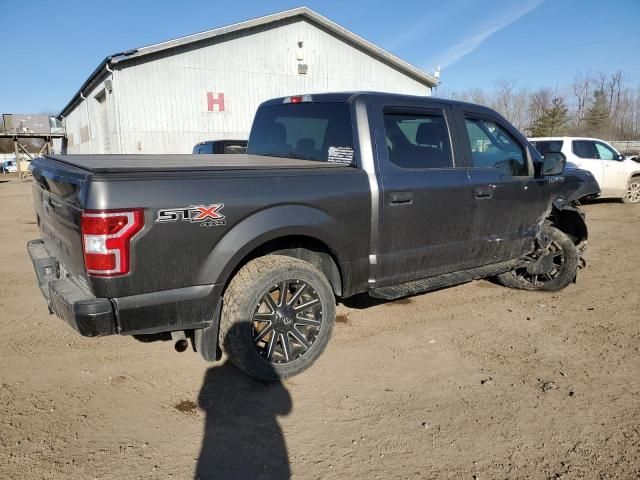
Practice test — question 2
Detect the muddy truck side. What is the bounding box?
[27,92,599,380]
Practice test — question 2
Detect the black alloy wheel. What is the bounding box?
[252,279,323,364]
[496,225,579,292]
[218,255,336,381]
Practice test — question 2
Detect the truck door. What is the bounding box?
[459,108,555,266]
[371,102,474,286]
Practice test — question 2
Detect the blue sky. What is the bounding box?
[1,0,638,113]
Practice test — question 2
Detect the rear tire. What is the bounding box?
[622,176,640,204]
[496,226,579,292]
[219,255,336,381]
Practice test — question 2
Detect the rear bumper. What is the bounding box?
[27,239,116,336]
[27,239,221,337]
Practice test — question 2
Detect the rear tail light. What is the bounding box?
[81,209,144,276]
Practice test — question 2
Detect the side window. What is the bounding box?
[464,117,528,176]
[383,112,453,168]
[594,142,617,160]
[531,140,564,155]
[572,141,597,159]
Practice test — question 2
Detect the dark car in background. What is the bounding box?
[193,140,247,154]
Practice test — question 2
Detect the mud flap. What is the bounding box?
[194,300,223,362]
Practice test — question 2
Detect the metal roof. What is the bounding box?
[58,6,438,118]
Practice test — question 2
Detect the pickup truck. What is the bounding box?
[27,92,599,381]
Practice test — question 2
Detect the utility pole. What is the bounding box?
[14,137,22,179]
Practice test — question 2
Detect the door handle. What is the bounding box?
[474,185,495,199]
[389,191,414,205]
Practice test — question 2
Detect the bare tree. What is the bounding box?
[443,69,639,142]
[608,71,623,110]
[452,87,488,106]
[492,79,516,116]
[468,88,488,106]
[528,88,554,125]
[606,71,624,137]
[572,71,592,127]
[633,86,640,139]
[490,79,529,130]
[595,72,608,93]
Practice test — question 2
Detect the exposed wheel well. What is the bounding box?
[548,205,588,244]
[226,236,344,297]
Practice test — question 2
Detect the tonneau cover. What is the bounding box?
[41,154,344,173]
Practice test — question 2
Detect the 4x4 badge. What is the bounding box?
[155,204,226,227]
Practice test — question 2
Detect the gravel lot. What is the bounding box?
[1,178,639,479]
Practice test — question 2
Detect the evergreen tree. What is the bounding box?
[529,96,569,136]
[584,89,610,137]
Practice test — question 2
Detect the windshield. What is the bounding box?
[247,102,355,165]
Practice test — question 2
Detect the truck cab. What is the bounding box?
[250,93,574,286]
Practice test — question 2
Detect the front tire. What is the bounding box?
[496,226,579,292]
[622,176,640,204]
[219,255,336,381]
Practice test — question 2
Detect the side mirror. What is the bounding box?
[542,151,566,176]
[616,154,625,161]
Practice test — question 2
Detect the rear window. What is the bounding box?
[531,140,563,155]
[247,103,355,165]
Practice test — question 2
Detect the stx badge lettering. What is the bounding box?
[155,204,225,227]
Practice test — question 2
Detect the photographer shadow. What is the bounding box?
[195,343,292,479]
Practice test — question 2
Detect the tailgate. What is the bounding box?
[31,157,91,279]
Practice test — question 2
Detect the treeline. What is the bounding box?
[444,71,640,140]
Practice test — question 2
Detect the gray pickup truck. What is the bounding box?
[28,92,599,380]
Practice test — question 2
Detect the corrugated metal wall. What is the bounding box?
[63,77,121,154]
[65,17,431,154]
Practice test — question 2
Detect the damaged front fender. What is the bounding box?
[552,167,601,210]
[546,167,599,270]
[549,167,599,243]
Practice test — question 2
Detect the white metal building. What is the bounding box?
[59,7,438,154]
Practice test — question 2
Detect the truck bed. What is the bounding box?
[41,154,343,173]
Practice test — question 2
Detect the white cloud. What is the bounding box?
[431,0,544,69]
[381,2,471,52]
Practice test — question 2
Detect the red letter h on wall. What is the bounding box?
[207,92,225,112]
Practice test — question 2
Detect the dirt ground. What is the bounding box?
[1,178,639,480]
